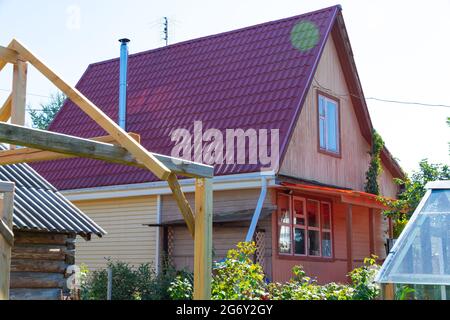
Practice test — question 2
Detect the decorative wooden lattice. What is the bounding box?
[167,226,174,265]
[255,230,266,270]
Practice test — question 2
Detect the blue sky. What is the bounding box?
[0,0,449,173]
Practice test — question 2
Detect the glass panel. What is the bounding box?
[319,118,325,149]
[322,232,332,257]
[294,228,306,255]
[278,194,290,224]
[326,100,338,153]
[308,230,320,256]
[377,189,450,285]
[279,209,290,224]
[293,199,305,226]
[321,202,331,230]
[307,200,319,228]
[319,96,325,117]
[279,225,291,254]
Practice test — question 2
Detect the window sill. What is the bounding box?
[276,254,335,262]
[318,148,341,159]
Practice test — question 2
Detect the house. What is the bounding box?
[33,5,403,284]
[0,158,105,300]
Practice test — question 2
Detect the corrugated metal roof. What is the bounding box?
[0,148,105,237]
[32,5,340,190]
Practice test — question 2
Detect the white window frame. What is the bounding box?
[318,94,340,155]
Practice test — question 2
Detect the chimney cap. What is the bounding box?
[119,38,130,43]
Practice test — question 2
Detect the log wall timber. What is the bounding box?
[9,230,75,300]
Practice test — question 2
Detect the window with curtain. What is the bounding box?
[318,94,340,155]
[277,193,333,258]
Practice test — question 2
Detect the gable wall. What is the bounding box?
[280,34,398,198]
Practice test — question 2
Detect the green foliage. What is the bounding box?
[395,285,415,300]
[212,242,266,300]
[364,130,385,195]
[348,255,380,300]
[167,242,382,301]
[382,160,450,235]
[80,260,183,300]
[168,275,193,300]
[29,91,66,129]
[267,266,354,300]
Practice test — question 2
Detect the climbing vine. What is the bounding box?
[364,130,384,195]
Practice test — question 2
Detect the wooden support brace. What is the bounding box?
[0,94,12,122]
[167,173,196,238]
[9,39,171,181]
[0,46,19,65]
[193,178,213,300]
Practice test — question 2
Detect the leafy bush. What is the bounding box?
[167,242,381,300]
[81,260,184,300]
[267,266,354,300]
[348,255,380,300]
[212,242,266,300]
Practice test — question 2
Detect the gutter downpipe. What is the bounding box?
[118,38,130,130]
[245,176,268,242]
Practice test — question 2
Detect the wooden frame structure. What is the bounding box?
[0,181,15,300]
[0,39,214,300]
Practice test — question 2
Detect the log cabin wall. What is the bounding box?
[9,230,74,300]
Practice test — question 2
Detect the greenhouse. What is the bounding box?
[376,181,450,300]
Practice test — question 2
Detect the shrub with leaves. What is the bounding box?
[382,160,450,236]
[348,255,380,300]
[364,130,384,195]
[211,242,266,300]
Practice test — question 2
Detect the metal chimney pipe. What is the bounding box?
[118,38,130,130]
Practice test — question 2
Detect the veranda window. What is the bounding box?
[277,193,333,258]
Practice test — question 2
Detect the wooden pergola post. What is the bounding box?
[0,182,15,300]
[193,178,213,300]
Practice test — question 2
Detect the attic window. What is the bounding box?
[318,92,340,156]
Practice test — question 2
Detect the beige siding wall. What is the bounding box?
[279,35,398,198]
[73,196,158,270]
[162,188,273,275]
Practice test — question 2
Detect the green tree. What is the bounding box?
[364,130,384,195]
[382,160,450,236]
[29,91,66,129]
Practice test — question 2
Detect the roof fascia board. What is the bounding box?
[62,172,277,201]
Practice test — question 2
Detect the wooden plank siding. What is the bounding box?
[161,189,273,276]
[73,196,158,270]
[279,33,399,198]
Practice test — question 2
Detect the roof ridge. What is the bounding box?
[89,5,341,68]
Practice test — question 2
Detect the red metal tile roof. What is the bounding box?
[33,6,341,190]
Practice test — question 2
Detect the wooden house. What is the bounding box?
[33,5,403,284]
[0,160,105,299]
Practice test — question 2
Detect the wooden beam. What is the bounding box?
[346,204,353,273]
[0,46,19,64]
[9,39,171,181]
[167,173,196,238]
[0,94,12,122]
[368,208,375,256]
[0,122,139,166]
[11,60,27,127]
[382,283,395,300]
[0,187,14,300]
[0,123,214,178]
[193,178,213,300]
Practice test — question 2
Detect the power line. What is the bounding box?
[0,88,51,99]
[312,78,450,109]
